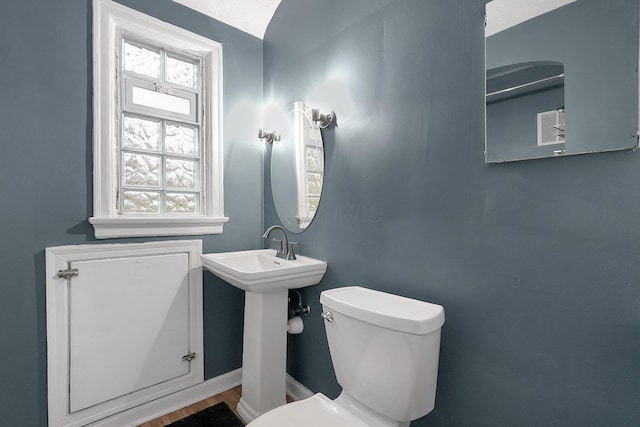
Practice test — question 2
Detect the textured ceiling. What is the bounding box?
[486,0,576,36]
[172,0,282,39]
[172,1,576,40]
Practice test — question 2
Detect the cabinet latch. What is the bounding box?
[182,352,197,362]
[56,263,79,280]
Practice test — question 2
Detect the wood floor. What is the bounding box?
[138,385,243,427]
[138,386,294,427]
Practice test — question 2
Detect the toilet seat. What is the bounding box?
[247,393,369,427]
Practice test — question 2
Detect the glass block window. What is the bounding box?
[92,0,226,238]
[119,38,202,215]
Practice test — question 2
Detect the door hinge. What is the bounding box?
[56,263,79,280]
[182,352,196,362]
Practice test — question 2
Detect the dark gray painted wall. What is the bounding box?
[264,0,640,425]
[0,0,263,425]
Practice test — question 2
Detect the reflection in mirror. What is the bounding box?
[485,0,639,163]
[271,101,324,233]
[486,62,566,162]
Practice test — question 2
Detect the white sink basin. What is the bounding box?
[202,248,327,421]
[201,249,327,292]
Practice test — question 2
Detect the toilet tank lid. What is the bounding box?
[320,286,444,335]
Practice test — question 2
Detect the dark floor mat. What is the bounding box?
[167,402,245,427]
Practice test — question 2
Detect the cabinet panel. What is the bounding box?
[46,240,203,427]
[69,254,190,412]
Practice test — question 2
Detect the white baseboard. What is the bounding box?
[90,368,242,427]
[89,369,314,426]
[285,374,315,401]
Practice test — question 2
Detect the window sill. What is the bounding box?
[89,216,229,239]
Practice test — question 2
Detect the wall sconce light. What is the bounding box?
[311,109,335,129]
[258,129,281,144]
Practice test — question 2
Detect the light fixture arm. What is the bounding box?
[311,109,335,129]
[258,129,281,144]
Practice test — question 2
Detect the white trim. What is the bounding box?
[94,369,242,427]
[91,0,226,238]
[89,216,228,239]
[294,102,307,222]
[46,240,204,427]
[285,374,315,401]
[290,102,322,231]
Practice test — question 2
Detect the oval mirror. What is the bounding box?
[271,101,324,233]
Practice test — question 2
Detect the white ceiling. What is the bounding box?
[172,0,282,39]
[486,0,576,36]
[172,0,576,40]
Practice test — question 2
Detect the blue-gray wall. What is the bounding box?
[265,0,640,425]
[0,0,263,425]
[3,0,640,425]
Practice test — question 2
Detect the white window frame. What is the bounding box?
[292,102,323,230]
[537,108,566,147]
[91,0,227,238]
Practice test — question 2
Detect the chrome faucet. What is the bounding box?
[262,225,297,260]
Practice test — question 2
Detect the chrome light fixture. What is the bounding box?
[311,109,334,129]
[258,129,281,144]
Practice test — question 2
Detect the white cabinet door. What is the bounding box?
[69,253,191,412]
[46,241,203,427]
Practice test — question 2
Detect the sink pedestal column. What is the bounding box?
[236,289,289,423]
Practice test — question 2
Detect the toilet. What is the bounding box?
[247,286,445,427]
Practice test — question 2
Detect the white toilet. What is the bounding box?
[247,286,445,427]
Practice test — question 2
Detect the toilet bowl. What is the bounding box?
[247,393,368,427]
[247,286,445,427]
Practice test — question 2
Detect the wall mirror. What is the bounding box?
[485,0,639,163]
[271,101,324,233]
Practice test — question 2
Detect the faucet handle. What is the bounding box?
[271,238,285,254]
[286,242,299,260]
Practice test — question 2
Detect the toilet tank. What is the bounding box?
[320,286,445,423]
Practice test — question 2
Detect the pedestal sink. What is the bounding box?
[201,249,327,423]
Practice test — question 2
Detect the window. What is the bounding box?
[120,39,202,215]
[91,0,227,238]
